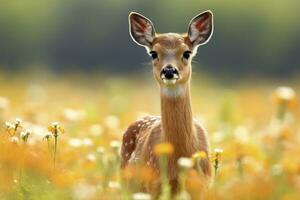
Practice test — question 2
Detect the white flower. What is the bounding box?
[86,153,97,163]
[132,192,152,200]
[110,140,121,149]
[20,129,31,142]
[104,115,120,128]
[89,124,103,136]
[68,138,82,148]
[10,136,19,144]
[63,108,86,122]
[234,126,249,144]
[214,148,224,154]
[82,138,93,147]
[108,181,120,189]
[275,87,296,101]
[71,182,97,200]
[177,157,194,169]
[5,122,14,130]
[15,118,22,124]
[96,146,105,154]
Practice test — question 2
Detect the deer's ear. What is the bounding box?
[187,10,214,48]
[129,12,156,48]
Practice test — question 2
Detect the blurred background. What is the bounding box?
[0,0,299,78]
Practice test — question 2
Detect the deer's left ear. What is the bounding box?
[187,10,214,48]
[129,12,156,49]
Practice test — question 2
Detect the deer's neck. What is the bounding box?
[160,83,196,156]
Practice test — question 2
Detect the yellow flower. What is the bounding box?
[193,151,207,160]
[213,148,224,176]
[48,122,64,136]
[154,142,174,156]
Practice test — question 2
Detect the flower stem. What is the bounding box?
[53,134,58,169]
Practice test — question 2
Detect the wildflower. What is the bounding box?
[71,182,97,200]
[96,146,105,154]
[63,108,86,122]
[154,142,174,156]
[234,126,249,144]
[108,181,121,189]
[48,122,65,168]
[15,118,22,125]
[89,124,103,136]
[48,122,64,137]
[5,122,14,135]
[178,157,194,170]
[192,151,207,174]
[43,133,52,157]
[10,136,19,144]
[193,151,207,160]
[105,115,120,128]
[154,142,173,200]
[82,138,94,147]
[214,148,224,154]
[20,129,31,143]
[213,148,224,177]
[43,133,52,141]
[177,157,194,199]
[132,192,152,200]
[273,87,297,104]
[110,140,121,151]
[68,138,82,148]
[85,153,97,163]
[5,118,23,136]
[272,87,297,119]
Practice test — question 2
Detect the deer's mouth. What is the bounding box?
[161,73,179,85]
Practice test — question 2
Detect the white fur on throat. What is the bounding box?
[162,84,184,98]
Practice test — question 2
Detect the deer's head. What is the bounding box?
[129,11,213,97]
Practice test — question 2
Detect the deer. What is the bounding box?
[121,10,214,196]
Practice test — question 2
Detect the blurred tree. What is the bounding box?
[0,0,299,77]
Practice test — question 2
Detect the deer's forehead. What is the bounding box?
[152,34,188,52]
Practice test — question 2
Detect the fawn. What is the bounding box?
[121,10,214,195]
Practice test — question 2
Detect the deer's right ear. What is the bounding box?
[129,12,156,49]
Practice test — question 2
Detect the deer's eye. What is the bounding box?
[150,51,158,60]
[183,51,192,60]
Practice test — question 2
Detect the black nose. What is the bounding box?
[161,65,178,80]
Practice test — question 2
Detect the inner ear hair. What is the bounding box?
[188,10,214,47]
[129,12,156,48]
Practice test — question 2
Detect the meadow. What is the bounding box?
[0,71,299,200]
